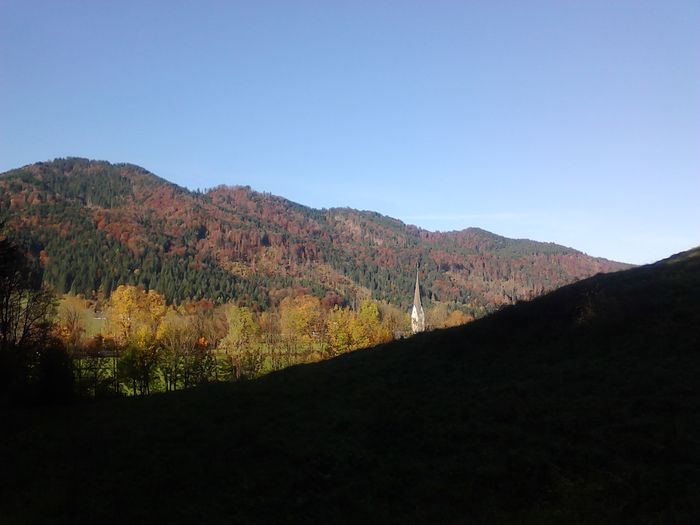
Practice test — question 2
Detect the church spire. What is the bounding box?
[413,267,422,310]
[411,264,425,333]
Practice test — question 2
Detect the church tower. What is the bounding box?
[411,266,425,334]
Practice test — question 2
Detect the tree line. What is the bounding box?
[1,228,475,404]
[61,285,407,397]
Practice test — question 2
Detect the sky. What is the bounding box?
[1,1,698,265]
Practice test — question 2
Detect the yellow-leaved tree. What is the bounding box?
[350,300,392,349]
[220,305,262,379]
[107,285,166,395]
[279,295,323,357]
[326,300,393,357]
[325,306,354,357]
[107,285,166,344]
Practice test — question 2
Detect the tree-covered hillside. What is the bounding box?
[0,158,630,314]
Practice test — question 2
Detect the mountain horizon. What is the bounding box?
[1,157,632,315]
[4,156,635,254]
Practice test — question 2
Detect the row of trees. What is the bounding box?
[61,286,409,397]
[62,284,471,398]
[2,223,474,403]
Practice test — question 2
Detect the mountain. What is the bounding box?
[0,158,630,315]
[3,248,698,523]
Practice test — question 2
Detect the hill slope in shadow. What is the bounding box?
[2,248,699,524]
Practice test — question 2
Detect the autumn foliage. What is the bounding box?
[0,158,630,319]
[51,284,464,397]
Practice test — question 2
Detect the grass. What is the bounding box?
[2,247,699,524]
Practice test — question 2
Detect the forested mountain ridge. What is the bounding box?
[0,158,630,314]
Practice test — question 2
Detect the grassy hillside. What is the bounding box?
[0,158,630,314]
[2,249,698,524]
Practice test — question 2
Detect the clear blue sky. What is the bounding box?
[1,1,698,264]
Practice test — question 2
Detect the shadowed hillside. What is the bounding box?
[0,158,629,314]
[2,248,698,524]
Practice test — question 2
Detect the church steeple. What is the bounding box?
[411,265,425,333]
[413,268,422,310]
